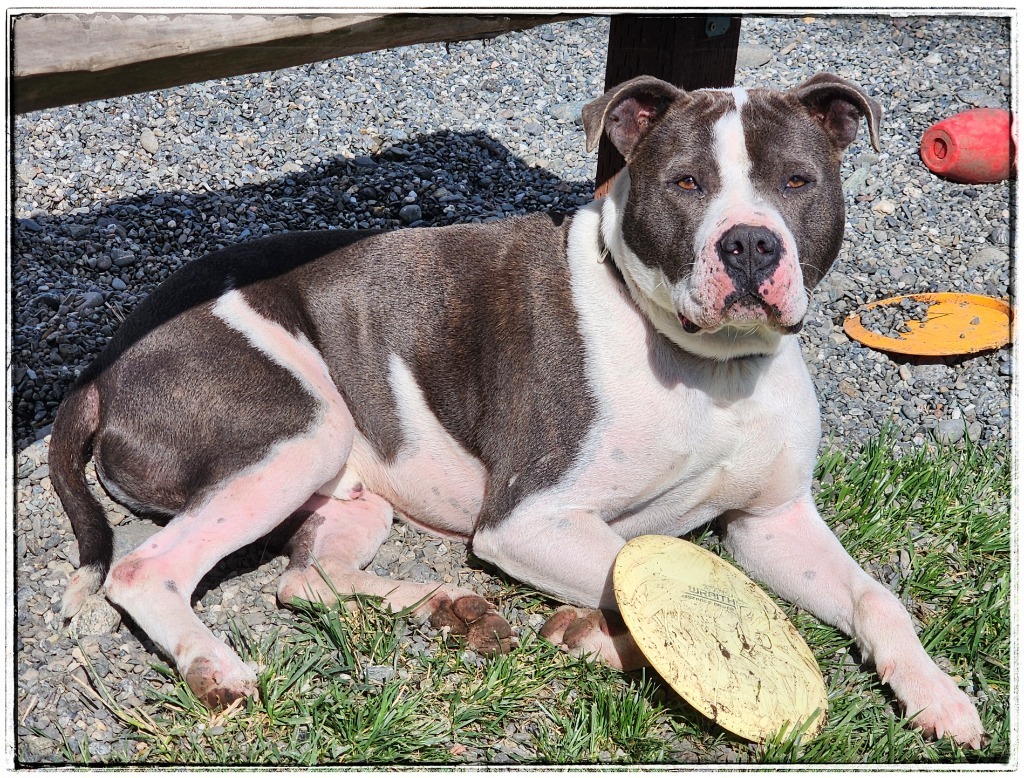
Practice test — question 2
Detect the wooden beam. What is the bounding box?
[12,12,578,114]
[595,14,741,196]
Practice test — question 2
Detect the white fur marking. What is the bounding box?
[212,289,338,413]
[711,105,755,207]
[699,86,749,111]
[211,288,355,493]
[600,172,679,334]
[381,354,487,536]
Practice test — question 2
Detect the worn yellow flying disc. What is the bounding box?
[843,292,1012,356]
[613,536,827,743]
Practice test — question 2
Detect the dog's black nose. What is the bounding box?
[717,224,782,288]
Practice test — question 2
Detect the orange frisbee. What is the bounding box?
[843,293,1012,356]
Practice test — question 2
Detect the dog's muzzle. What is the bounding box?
[678,223,801,335]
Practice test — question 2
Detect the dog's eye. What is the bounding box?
[677,176,700,191]
[786,175,810,189]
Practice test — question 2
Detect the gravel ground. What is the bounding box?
[12,13,1013,765]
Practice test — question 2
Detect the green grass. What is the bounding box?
[60,432,1011,766]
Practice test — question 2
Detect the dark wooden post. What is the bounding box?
[595,14,742,197]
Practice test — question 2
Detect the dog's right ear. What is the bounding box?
[582,76,686,158]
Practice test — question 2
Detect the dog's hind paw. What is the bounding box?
[60,565,105,619]
[429,595,513,656]
[184,656,259,710]
[540,606,648,671]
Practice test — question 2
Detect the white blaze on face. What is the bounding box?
[693,88,761,261]
[713,88,755,203]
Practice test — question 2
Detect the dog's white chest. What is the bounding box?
[565,345,817,538]
[561,206,821,537]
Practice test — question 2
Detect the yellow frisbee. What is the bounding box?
[613,536,827,743]
[843,293,1012,356]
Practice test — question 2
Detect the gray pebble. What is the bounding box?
[935,418,966,445]
[970,246,1009,268]
[914,363,950,382]
[966,421,983,442]
[958,89,1002,109]
[364,665,396,684]
[90,741,112,757]
[384,146,412,161]
[549,101,587,124]
[398,204,423,224]
[71,595,122,636]
[736,43,774,68]
[843,167,869,194]
[76,291,105,310]
[989,226,1010,245]
[111,249,136,268]
[139,129,159,154]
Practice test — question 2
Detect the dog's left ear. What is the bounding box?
[582,76,686,158]
[791,73,882,152]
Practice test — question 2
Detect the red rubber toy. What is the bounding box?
[920,108,1015,184]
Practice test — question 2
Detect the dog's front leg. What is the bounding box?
[720,497,983,747]
[472,507,647,670]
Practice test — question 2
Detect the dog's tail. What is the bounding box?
[48,381,113,618]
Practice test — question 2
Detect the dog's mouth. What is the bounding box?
[677,297,804,335]
[678,314,702,334]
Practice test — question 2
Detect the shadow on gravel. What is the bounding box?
[13,128,597,453]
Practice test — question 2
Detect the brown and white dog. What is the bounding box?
[49,74,983,746]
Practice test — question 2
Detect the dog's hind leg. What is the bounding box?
[104,412,351,709]
[277,491,513,656]
[100,289,358,709]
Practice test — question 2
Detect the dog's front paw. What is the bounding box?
[892,663,984,748]
[429,595,513,656]
[540,606,648,671]
[184,655,259,710]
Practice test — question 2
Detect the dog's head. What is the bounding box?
[584,74,881,360]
